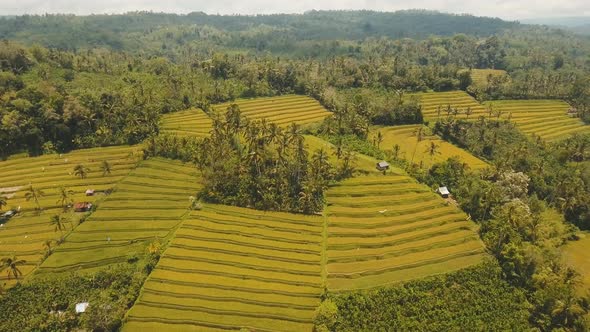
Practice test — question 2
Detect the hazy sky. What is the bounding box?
[0,0,589,20]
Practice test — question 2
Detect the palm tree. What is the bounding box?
[410,127,424,164]
[24,184,44,211]
[73,164,90,179]
[100,160,112,176]
[0,193,6,211]
[50,214,70,233]
[376,131,384,149]
[43,239,55,253]
[425,142,441,168]
[56,186,74,210]
[0,255,26,280]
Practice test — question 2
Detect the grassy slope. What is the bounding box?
[0,146,142,287]
[373,125,488,170]
[213,95,331,127]
[35,158,201,275]
[124,204,324,332]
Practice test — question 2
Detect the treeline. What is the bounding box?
[144,107,355,214]
[0,11,517,51]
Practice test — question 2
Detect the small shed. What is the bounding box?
[74,202,93,212]
[85,189,95,196]
[376,161,390,171]
[75,302,89,313]
[437,186,450,198]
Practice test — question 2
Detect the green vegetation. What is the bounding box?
[0,264,149,331]
[1,8,590,332]
[320,260,531,331]
[124,204,323,332]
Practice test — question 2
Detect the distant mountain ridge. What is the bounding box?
[0,10,519,51]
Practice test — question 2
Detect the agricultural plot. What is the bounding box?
[0,146,141,286]
[325,174,485,291]
[124,204,324,332]
[373,125,488,170]
[562,231,590,296]
[470,69,508,86]
[407,90,487,121]
[484,99,590,141]
[36,158,202,275]
[213,95,331,127]
[160,108,213,138]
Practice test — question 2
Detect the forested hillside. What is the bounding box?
[1,10,590,332]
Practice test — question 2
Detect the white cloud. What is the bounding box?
[0,0,588,20]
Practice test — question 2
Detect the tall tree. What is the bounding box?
[100,160,112,176]
[73,164,90,179]
[56,186,74,210]
[24,184,44,211]
[0,255,26,280]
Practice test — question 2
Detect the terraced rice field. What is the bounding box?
[373,125,488,170]
[0,146,141,286]
[325,174,485,291]
[36,158,202,275]
[484,99,590,141]
[407,90,488,121]
[124,204,323,332]
[160,108,213,138]
[213,95,331,127]
[470,69,508,86]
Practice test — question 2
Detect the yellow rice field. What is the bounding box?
[407,90,488,122]
[0,146,142,286]
[373,125,488,170]
[124,204,323,332]
[213,95,331,127]
[325,174,485,291]
[160,108,213,138]
[36,158,202,275]
[470,69,508,86]
[484,99,590,141]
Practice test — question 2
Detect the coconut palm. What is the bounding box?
[100,160,112,176]
[73,164,90,179]
[43,239,55,253]
[50,214,70,233]
[425,142,441,168]
[410,127,425,164]
[56,186,74,210]
[24,184,44,211]
[0,255,26,280]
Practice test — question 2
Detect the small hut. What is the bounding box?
[376,161,390,171]
[74,202,93,212]
[437,186,450,198]
[85,189,95,196]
